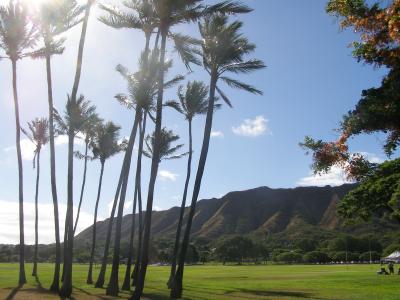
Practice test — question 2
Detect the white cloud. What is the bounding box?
[0,200,99,245]
[211,131,224,138]
[358,152,384,164]
[4,138,36,161]
[232,115,270,137]
[296,166,353,187]
[159,170,178,181]
[153,206,163,211]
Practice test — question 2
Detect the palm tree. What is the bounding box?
[99,0,157,60]
[87,121,123,284]
[29,0,83,291]
[73,113,101,234]
[94,0,157,288]
[143,128,188,162]
[105,51,183,296]
[170,12,265,298]
[164,81,220,287]
[21,118,49,277]
[54,95,96,297]
[131,2,205,297]
[0,0,38,285]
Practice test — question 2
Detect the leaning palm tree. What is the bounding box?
[164,81,220,287]
[104,50,183,296]
[94,0,157,288]
[21,118,49,277]
[87,121,123,284]
[0,0,38,285]
[170,12,265,298]
[131,2,204,297]
[29,0,83,291]
[54,95,96,297]
[131,2,252,297]
[73,113,101,234]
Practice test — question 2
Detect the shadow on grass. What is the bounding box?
[4,283,22,300]
[73,286,108,300]
[141,292,171,300]
[225,288,326,299]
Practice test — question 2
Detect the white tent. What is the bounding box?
[384,251,400,262]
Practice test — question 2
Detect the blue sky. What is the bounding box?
[0,0,390,244]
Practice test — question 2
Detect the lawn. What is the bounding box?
[0,263,398,299]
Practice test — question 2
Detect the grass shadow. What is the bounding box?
[141,292,171,300]
[225,288,327,299]
[4,283,23,300]
[73,286,109,300]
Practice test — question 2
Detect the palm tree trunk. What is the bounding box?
[168,119,192,288]
[96,111,140,289]
[132,28,168,300]
[59,2,93,293]
[131,115,147,287]
[94,168,123,288]
[170,71,218,299]
[11,59,26,286]
[45,51,61,293]
[87,161,105,284]
[74,141,89,234]
[71,0,93,101]
[32,151,41,277]
[121,184,138,291]
[106,109,141,296]
[59,132,75,298]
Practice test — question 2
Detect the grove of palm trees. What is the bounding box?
[2,0,399,299]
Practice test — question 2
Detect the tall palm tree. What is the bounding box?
[123,115,146,291]
[87,121,123,284]
[54,95,96,297]
[170,12,265,298]
[0,0,37,285]
[29,0,83,291]
[21,118,49,277]
[164,81,220,287]
[131,2,205,297]
[105,51,183,296]
[94,0,157,288]
[73,113,101,234]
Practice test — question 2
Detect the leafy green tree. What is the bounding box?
[164,80,219,287]
[172,10,265,298]
[276,252,303,264]
[301,0,400,224]
[215,236,255,264]
[87,121,123,284]
[303,251,330,263]
[359,251,380,262]
[0,0,38,285]
[54,95,96,297]
[21,118,49,277]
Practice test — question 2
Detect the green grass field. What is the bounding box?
[0,263,399,299]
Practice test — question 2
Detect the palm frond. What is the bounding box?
[204,1,253,16]
[216,86,233,108]
[220,76,263,95]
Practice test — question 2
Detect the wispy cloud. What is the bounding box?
[232,115,270,137]
[159,170,178,181]
[0,200,99,244]
[211,130,224,138]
